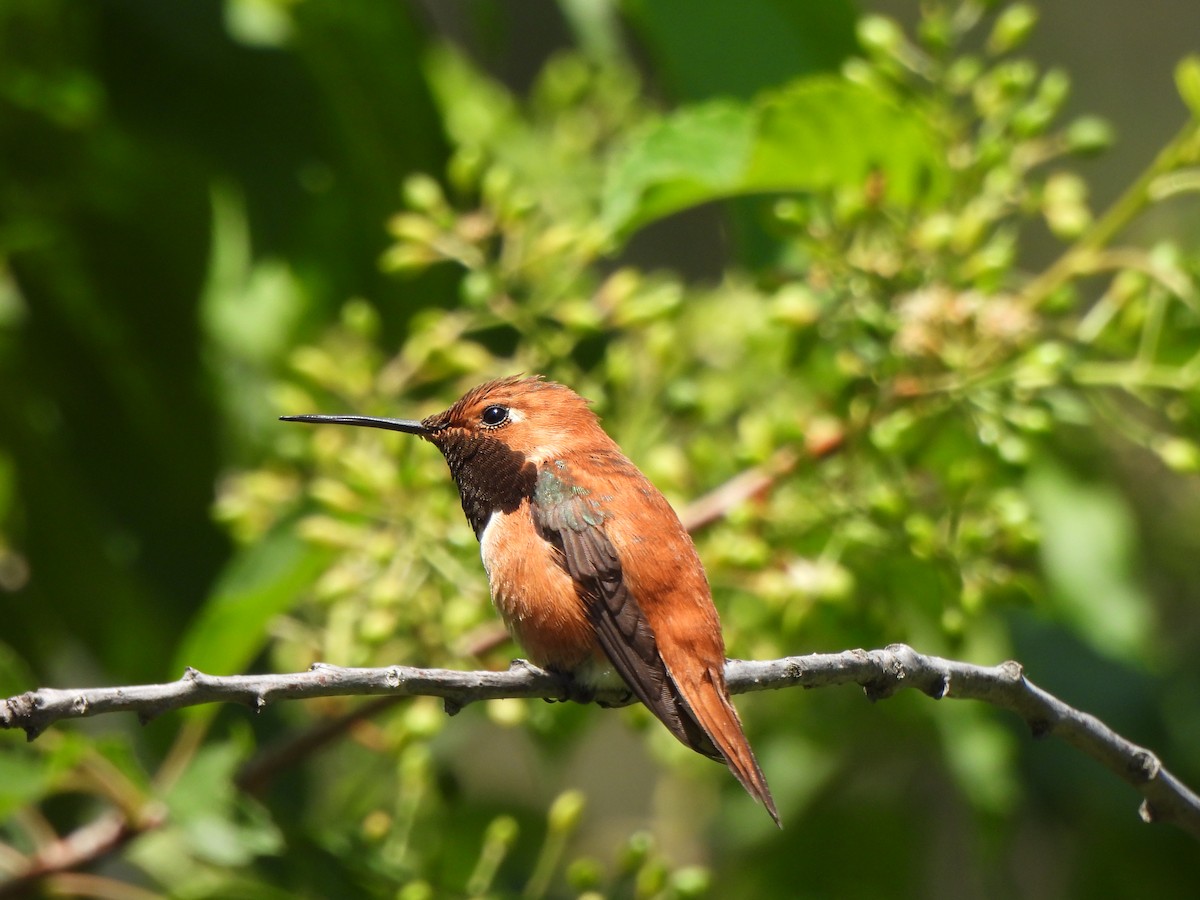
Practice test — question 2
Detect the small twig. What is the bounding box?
[680,427,845,534]
[2,646,1198,840]
[1020,117,1200,311]
[680,448,800,532]
[0,807,166,899]
[234,695,404,796]
[681,424,840,535]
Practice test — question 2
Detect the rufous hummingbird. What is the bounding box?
[283,375,778,824]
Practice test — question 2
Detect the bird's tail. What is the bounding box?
[675,666,780,826]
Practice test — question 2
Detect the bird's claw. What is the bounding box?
[510,659,616,706]
[597,688,634,708]
[536,669,595,705]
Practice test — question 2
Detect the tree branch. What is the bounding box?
[2,645,1198,840]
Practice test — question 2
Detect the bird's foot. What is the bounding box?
[596,688,634,709]
[508,659,615,705]
[508,659,590,704]
[545,669,595,705]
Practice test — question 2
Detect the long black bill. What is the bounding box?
[279,414,429,436]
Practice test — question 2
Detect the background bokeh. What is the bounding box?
[2,2,1199,897]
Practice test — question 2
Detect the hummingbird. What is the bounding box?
[282,375,779,824]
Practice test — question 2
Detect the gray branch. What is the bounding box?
[2,644,1198,840]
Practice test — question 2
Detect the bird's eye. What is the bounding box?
[480,405,509,427]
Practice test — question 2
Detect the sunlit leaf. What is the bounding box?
[173,523,332,677]
[602,79,947,239]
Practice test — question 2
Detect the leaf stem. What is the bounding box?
[1020,119,1200,309]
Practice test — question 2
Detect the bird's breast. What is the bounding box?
[479,505,598,672]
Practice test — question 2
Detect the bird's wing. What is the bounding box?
[530,465,721,759]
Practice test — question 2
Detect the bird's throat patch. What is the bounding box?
[434,432,537,538]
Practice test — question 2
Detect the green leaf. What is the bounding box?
[129,736,284,888]
[937,706,1019,814]
[745,80,940,199]
[625,0,857,101]
[1027,463,1154,661]
[172,522,332,677]
[0,750,56,819]
[601,101,756,238]
[169,741,283,866]
[0,736,88,819]
[602,79,947,239]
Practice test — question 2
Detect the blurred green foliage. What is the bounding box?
[2,1,1200,897]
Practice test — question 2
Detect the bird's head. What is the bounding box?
[281,375,612,468]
